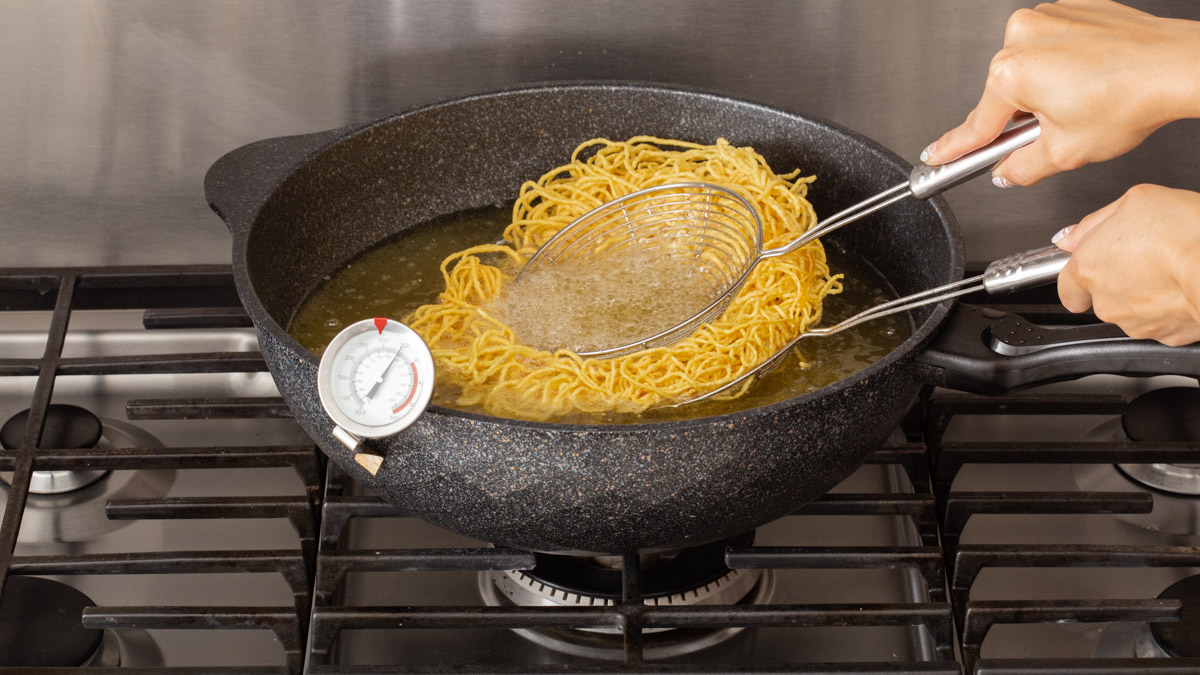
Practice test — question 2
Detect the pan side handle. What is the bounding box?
[914,304,1200,394]
[203,128,347,237]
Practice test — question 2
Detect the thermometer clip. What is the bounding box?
[331,425,386,475]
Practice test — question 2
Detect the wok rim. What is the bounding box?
[232,81,965,433]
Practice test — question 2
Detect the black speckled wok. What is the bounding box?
[205,84,1200,555]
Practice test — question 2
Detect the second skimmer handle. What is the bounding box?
[982,245,1070,294]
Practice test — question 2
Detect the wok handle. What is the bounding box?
[204,127,348,237]
[915,304,1200,394]
[909,115,1041,199]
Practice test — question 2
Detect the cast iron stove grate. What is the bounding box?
[922,279,1200,674]
[926,387,1200,674]
[0,266,324,673]
[304,455,957,673]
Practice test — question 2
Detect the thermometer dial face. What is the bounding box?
[316,317,435,439]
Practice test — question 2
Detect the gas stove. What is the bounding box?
[6,2,1200,672]
[2,266,1199,674]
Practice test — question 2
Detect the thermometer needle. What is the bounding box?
[365,347,402,401]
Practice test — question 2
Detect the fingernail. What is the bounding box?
[992,175,1015,189]
[919,141,937,163]
[1051,225,1072,244]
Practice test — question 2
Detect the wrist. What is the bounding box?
[1163,17,1200,121]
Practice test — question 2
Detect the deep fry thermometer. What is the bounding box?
[316,317,434,475]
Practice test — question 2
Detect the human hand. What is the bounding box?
[922,0,1200,187]
[1053,184,1200,346]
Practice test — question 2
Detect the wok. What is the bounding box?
[205,84,1200,555]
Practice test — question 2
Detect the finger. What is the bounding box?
[1056,260,1093,313]
[1051,224,1076,251]
[1050,199,1122,251]
[1069,198,1121,241]
[992,127,1092,187]
[989,142,1054,187]
[921,94,1020,165]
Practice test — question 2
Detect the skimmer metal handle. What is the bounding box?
[670,244,1070,407]
[909,115,1042,199]
[982,244,1070,294]
[767,115,1042,258]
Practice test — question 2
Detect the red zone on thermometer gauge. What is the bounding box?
[316,316,436,476]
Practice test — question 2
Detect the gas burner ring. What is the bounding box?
[1118,387,1200,496]
[0,412,174,544]
[1116,462,1200,496]
[1,405,111,494]
[1072,386,1200,535]
[478,531,776,659]
[478,565,775,660]
[489,565,765,611]
[1146,575,1200,658]
[1133,622,1172,659]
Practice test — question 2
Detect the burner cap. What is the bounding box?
[1123,388,1200,443]
[0,577,103,666]
[1150,575,1200,658]
[1,405,103,451]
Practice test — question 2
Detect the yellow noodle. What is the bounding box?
[405,137,842,420]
